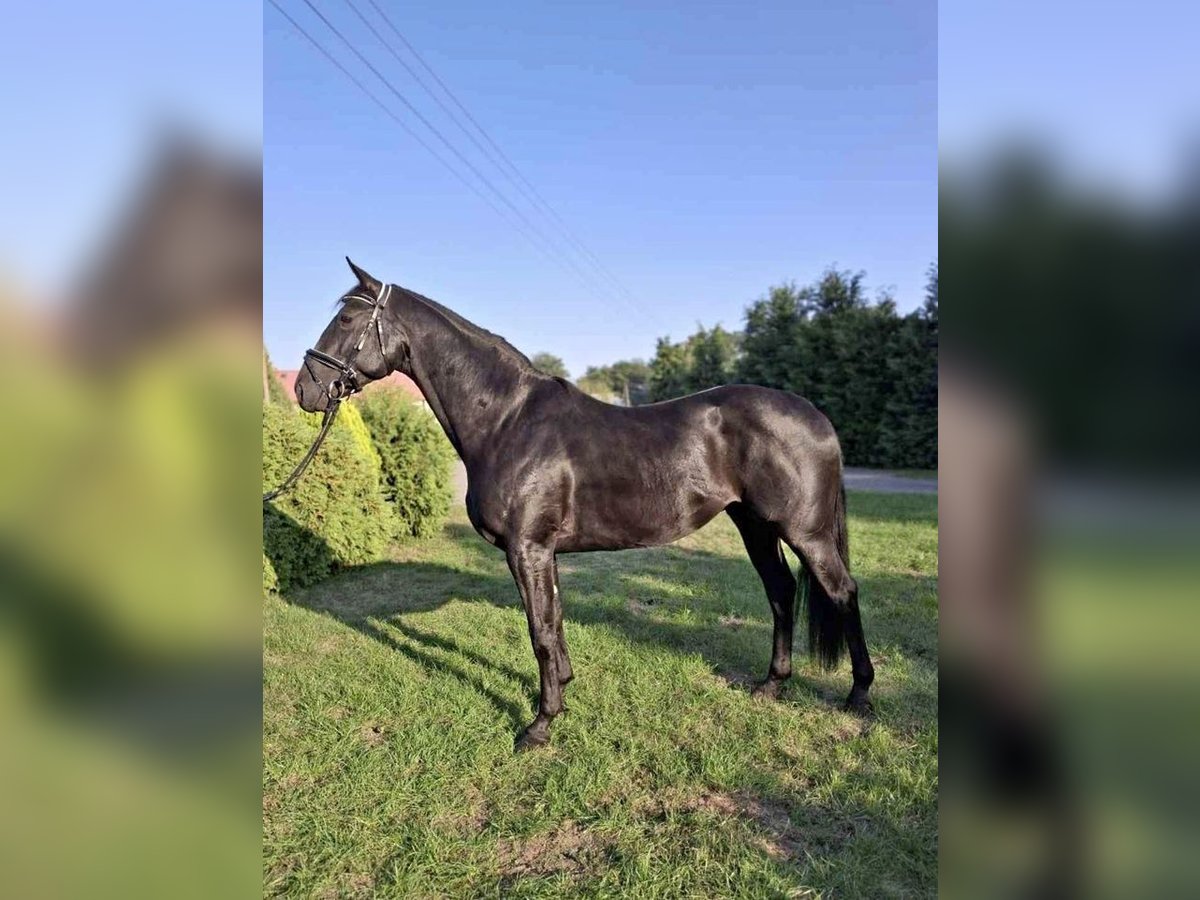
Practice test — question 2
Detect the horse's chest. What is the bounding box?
[465,488,506,549]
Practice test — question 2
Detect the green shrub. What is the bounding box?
[302,400,380,470]
[264,348,292,407]
[354,389,456,539]
[263,552,278,596]
[262,402,394,596]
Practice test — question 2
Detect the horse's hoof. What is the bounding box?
[751,678,785,700]
[514,727,550,753]
[843,691,874,717]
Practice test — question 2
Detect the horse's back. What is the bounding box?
[546,383,842,550]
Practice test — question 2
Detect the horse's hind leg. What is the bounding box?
[781,528,875,713]
[728,502,798,700]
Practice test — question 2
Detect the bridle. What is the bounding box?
[303,281,393,409]
[263,281,392,502]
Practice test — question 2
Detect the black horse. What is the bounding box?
[294,259,874,750]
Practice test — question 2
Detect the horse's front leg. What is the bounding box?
[506,541,568,751]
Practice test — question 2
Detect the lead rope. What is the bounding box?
[265,282,390,503]
[263,402,342,502]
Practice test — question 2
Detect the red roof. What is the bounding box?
[275,369,425,403]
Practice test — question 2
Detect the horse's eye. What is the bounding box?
[339,315,352,325]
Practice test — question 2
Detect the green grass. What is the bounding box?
[888,469,938,482]
[264,492,938,898]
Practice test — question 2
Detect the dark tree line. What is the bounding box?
[583,266,938,469]
[944,150,1200,473]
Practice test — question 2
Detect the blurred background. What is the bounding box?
[940,1,1200,896]
[0,3,262,898]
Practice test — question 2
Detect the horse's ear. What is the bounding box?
[345,257,382,293]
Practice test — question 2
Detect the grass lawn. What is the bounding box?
[264,491,938,898]
[889,470,938,482]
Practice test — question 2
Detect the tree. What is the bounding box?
[648,337,693,401]
[878,265,938,468]
[737,282,806,389]
[577,359,651,405]
[598,264,938,468]
[923,262,938,325]
[577,366,619,402]
[686,325,737,391]
[531,352,569,380]
[610,359,651,405]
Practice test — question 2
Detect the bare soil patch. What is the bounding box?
[496,819,614,879]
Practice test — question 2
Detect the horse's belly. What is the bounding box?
[559,481,731,552]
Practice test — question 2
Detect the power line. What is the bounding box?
[355,0,639,304]
[268,0,614,300]
[339,0,512,193]
[360,0,647,310]
[292,0,625,306]
[265,0,538,251]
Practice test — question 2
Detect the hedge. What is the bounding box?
[264,349,292,407]
[262,401,394,596]
[354,389,456,539]
[302,400,380,470]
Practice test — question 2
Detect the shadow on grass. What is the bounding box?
[352,619,532,730]
[266,510,937,731]
[1,544,260,766]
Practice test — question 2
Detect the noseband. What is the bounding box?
[263,282,392,503]
[303,282,393,409]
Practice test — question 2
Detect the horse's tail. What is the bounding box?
[802,478,852,670]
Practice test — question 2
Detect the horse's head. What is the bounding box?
[294,258,402,412]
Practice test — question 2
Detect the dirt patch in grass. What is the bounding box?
[434,784,490,835]
[830,717,871,742]
[276,772,311,791]
[358,723,387,748]
[720,671,758,690]
[738,795,807,860]
[496,820,614,879]
[718,614,748,630]
[314,635,343,655]
[265,772,311,823]
[315,872,375,900]
[265,854,303,894]
[635,787,810,861]
[626,597,655,615]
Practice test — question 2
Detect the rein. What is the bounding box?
[263,282,392,503]
[263,402,341,502]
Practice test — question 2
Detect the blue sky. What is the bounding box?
[0,2,262,294]
[940,1,1199,200]
[265,0,935,377]
[0,2,933,377]
[7,3,1192,378]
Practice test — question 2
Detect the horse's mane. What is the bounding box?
[338,281,541,374]
[395,286,539,372]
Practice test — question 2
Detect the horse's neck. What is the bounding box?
[398,295,535,466]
